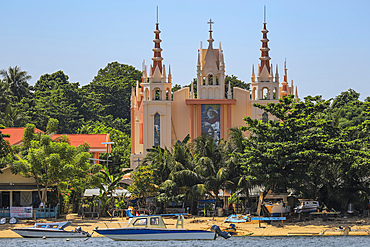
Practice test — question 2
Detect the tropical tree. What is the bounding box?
[0,66,31,103]
[239,95,370,210]
[0,81,11,113]
[84,62,142,126]
[78,122,131,176]
[0,104,27,127]
[98,165,132,215]
[0,125,11,170]
[11,124,97,205]
[193,135,228,205]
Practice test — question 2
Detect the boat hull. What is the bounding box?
[264,205,291,216]
[94,228,216,241]
[12,229,89,238]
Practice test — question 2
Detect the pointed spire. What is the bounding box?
[142,60,147,82]
[168,65,172,83]
[275,64,279,82]
[152,14,163,74]
[162,64,166,82]
[251,64,255,82]
[190,79,194,99]
[295,85,298,100]
[259,6,271,74]
[136,80,139,98]
[149,64,153,77]
[283,58,288,83]
[227,80,232,99]
[269,64,274,81]
[197,49,201,68]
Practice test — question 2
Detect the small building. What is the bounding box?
[0,127,112,208]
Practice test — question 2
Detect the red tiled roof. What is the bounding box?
[51,134,111,152]
[1,128,111,153]
[1,127,44,145]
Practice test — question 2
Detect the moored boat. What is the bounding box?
[294,200,319,213]
[12,221,91,238]
[94,214,228,241]
[263,201,291,216]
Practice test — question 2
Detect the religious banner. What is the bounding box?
[10,207,33,218]
[201,104,221,143]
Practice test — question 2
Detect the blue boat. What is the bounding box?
[94,214,221,241]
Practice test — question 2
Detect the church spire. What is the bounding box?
[259,6,271,74]
[152,8,163,74]
[283,58,288,83]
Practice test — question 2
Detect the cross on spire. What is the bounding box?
[207,19,214,31]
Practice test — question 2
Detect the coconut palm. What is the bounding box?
[0,104,27,127]
[0,81,11,112]
[192,135,228,205]
[0,66,31,103]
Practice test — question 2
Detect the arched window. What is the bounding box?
[154,113,160,147]
[262,112,268,123]
[145,88,149,100]
[262,88,269,100]
[208,74,213,85]
[165,88,171,100]
[153,88,161,100]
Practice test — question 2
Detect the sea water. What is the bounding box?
[0,236,369,247]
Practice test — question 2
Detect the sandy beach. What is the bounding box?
[1,214,370,238]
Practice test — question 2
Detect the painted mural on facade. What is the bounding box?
[201,104,221,142]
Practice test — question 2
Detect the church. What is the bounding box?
[130,18,297,169]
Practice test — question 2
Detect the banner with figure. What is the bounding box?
[201,104,221,143]
[10,207,33,218]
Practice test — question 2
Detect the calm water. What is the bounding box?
[0,236,369,247]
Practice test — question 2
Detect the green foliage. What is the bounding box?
[239,94,370,210]
[83,62,142,125]
[98,165,132,214]
[78,122,131,175]
[12,130,97,205]
[0,66,31,103]
[0,125,11,169]
[46,118,59,134]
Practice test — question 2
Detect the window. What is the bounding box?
[154,113,160,147]
[150,217,159,225]
[133,218,147,226]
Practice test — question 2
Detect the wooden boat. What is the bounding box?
[94,214,227,241]
[12,221,91,238]
[263,201,291,216]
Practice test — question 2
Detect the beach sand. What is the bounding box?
[1,214,369,238]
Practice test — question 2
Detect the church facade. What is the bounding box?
[130,19,297,169]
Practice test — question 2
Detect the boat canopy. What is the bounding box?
[33,221,71,229]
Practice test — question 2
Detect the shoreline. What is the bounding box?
[1,214,369,238]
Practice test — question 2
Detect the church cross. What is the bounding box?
[207,19,214,31]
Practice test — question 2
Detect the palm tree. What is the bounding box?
[0,104,27,127]
[193,135,228,206]
[0,66,31,103]
[0,82,11,112]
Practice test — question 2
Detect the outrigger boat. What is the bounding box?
[12,221,91,238]
[94,214,230,241]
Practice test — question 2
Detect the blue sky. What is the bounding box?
[1,0,369,100]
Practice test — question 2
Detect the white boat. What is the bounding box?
[263,201,291,216]
[12,221,91,238]
[94,214,228,241]
[294,200,319,213]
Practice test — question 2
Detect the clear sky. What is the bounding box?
[1,0,369,100]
